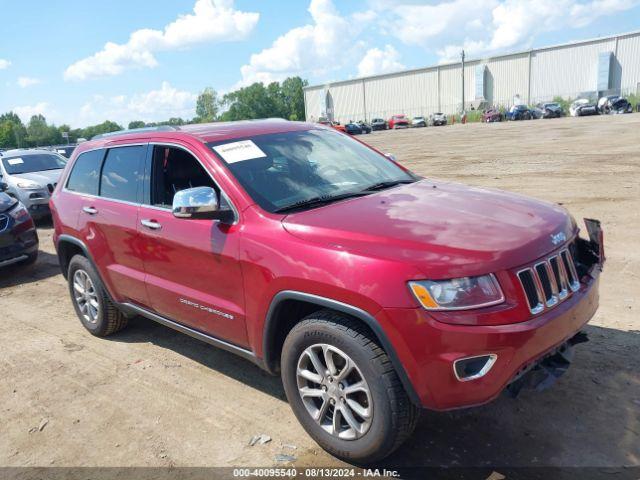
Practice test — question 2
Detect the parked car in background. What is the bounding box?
[533,102,564,119]
[370,118,387,131]
[46,144,77,158]
[0,149,66,219]
[344,122,363,135]
[51,120,604,463]
[317,119,346,133]
[411,116,427,127]
[429,112,447,126]
[482,108,504,123]
[570,98,598,117]
[357,121,372,134]
[388,114,409,129]
[597,95,633,114]
[0,188,38,268]
[506,104,533,121]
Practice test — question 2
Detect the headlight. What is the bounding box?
[17,181,43,190]
[9,203,31,222]
[409,274,504,311]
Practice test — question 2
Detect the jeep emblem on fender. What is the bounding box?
[551,232,567,245]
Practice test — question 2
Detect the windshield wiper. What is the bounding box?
[361,179,416,192]
[274,191,370,214]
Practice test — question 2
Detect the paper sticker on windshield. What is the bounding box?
[7,158,24,165]
[213,140,266,164]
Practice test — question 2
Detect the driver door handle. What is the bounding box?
[141,219,162,230]
[82,206,98,215]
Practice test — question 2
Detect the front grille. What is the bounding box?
[0,214,8,233]
[517,248,580,314]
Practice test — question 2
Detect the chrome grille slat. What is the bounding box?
[518,248,580,314]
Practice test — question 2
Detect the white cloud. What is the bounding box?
[13,102,53,123]
[65,0,259,81]
[238,0,369,86]
[0,59,10,70]
[357,45,405,77]
[17,76,41,88]
[79,82,197,126]
[369,0,640,63]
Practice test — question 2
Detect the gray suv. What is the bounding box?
[0,149,66,219]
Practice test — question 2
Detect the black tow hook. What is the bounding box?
[506,331,589,398]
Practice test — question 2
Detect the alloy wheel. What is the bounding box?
[73,269,100,324]
[296,344,373,440]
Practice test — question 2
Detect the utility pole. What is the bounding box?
[461,49,465,115]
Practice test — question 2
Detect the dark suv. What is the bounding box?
[51,121,603,463]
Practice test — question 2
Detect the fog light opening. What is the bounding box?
[453,354,497,382]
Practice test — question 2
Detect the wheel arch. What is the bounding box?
[56,234,91,279]
[262,290,421,406]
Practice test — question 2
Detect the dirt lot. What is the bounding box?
[1,114,639,470]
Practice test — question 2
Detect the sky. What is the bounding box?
[1,0,639,128]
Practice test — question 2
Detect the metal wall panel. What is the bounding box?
[530,38,617,102]
[439,64,462,114]
[328,81,365,124]
[303,32,640,120]
[616,33,640,94]
[364,69,439,120]
[485,54,530,107]
[304,87,325,121]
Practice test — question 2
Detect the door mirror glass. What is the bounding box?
[172,186,233,222]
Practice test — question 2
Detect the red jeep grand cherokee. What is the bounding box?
[50,120,604,463]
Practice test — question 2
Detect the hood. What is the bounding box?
[546,105,561,112]
[11,170,63,186]
[0,192,17,213]
[282,180,575,278]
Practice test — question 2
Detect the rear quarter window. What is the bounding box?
[66,149,105,195]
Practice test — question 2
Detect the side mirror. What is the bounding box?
[0,182,7,193]
[385,153,398,162]
[172,186,234,223]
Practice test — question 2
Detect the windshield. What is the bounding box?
[208,128,415,213]
[2,154,66,175]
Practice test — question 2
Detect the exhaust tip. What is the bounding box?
[454,354,497,382]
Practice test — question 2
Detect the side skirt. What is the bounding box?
[119,302,265,370]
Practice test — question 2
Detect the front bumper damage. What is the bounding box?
[506,330,589,396]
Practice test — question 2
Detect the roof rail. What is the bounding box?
[91,125,180,140]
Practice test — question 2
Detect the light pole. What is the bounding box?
[461,49,465,115]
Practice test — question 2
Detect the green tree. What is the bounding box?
[80,120,123,140]
[281,76,307,120]
[219,77,308,122]
[195,87,219,122]
[27,114,49,146]
[128,120,146,129]
[0,112,27,148]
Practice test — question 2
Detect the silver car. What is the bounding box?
[0,149,67,219]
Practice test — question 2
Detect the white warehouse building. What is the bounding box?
[303,30,640,123]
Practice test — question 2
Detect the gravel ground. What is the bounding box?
[0,114,638,470]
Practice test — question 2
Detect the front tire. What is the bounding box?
[67,255,128,337]
[281,311,419,464]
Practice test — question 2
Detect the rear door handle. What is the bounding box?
[82,206,98,215]
[141,219,162,230]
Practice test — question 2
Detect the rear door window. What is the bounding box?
[100,146,146,203]
[66,149,105,195]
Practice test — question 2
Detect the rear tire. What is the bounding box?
[67,255,128,337]
[281,310,419,464]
